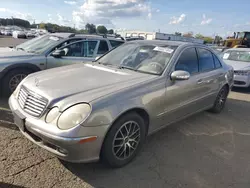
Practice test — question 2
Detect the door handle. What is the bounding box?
[197,79,203,84]
[206,79,214,83]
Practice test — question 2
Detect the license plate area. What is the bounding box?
[13,110,25,132]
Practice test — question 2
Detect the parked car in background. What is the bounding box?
[4,30,12,36]
[125,36,145,41]
[26,31,36,38]
[12,30,27,39]
[221,48,250,88]
[0,33,124,96]
[9,40,234,168]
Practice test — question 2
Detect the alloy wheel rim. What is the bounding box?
[112,121,141,160]
[217,88,226,109]
[9,74,27,92]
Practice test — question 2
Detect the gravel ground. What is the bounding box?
[1,37,250,188]
[0,36,29,47]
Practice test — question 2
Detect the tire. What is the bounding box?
[2,69,32,97]
[209,85,229,113]
[101,112,147,168]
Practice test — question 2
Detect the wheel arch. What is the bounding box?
[0,63,41,80]
[111,107,150,135]
[100,107,150,156]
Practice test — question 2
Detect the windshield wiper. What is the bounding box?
[16,47,25,51]
[100,62,119,68]
[136,69,160,75]
[119,65,135,71]
[26,50,37,54]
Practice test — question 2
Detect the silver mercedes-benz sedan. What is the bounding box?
[9,40,234,168]
[221,48,250,88]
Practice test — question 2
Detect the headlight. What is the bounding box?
[45,107,60,123]
[57,103,91,130]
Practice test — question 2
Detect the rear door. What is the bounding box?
[196,48,224,106]
[46,40,99,69]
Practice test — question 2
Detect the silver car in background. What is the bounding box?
[0,33,124,96]
[9,40,234,168]
[221,48,250,88]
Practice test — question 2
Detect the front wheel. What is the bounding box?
[209,85,229,113]
[2,69,32,97]
[101,113,146,168]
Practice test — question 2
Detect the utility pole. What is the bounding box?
[11,16,14,26]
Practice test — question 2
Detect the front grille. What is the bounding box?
[18,86,48,117]
[234,80,246,85]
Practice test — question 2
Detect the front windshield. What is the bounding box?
[221,50,250,62]
[16,35,63,54]
[97,43,177,75]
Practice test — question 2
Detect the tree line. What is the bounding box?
[0,18,30,28]
[37,22,114,35]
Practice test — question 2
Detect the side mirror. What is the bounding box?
[95,56,101,61]
[171,70,190,81]
[51,49,65,58]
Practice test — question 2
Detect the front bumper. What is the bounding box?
[9,95,109,163]
[233,75,250,88]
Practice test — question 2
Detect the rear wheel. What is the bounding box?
[2,69,32,97]
[101,112,146,168]
[209,85,229,113]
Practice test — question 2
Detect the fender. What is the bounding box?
[0,63,41,80]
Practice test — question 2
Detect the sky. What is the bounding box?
[0,0,250,37]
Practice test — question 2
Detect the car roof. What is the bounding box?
[226,48,250,52]
[75,34,124,41]
[47,33,125,41]
[49,32,75,38]
[126,39,199,47]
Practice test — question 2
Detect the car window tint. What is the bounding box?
[97,40,109,54]
[64,41,97,57]
[213,54,222,68]
[197,48,215,71]
[84,41,98,57]
[110,40,124,48]
[175,48,199,74]
[56,38,82,50]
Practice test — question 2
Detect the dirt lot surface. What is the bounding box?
[0,36,29,47]
[1,37,250,188]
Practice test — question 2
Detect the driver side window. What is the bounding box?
[175,47,199,74]
[60,41,98,57]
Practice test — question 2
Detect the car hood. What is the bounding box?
[0,47,34,58]
[23,63,156,105]
[224,60,250,71]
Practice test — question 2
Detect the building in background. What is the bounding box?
[116,30,204,44]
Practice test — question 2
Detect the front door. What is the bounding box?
[162,47,207,124]
[46,40,99,69]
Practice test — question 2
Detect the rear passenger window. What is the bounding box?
[175,48,199,74]
[110,40,124,48]
[213,54,222,68]
[197,48,215,71]
[97,40,109,54]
